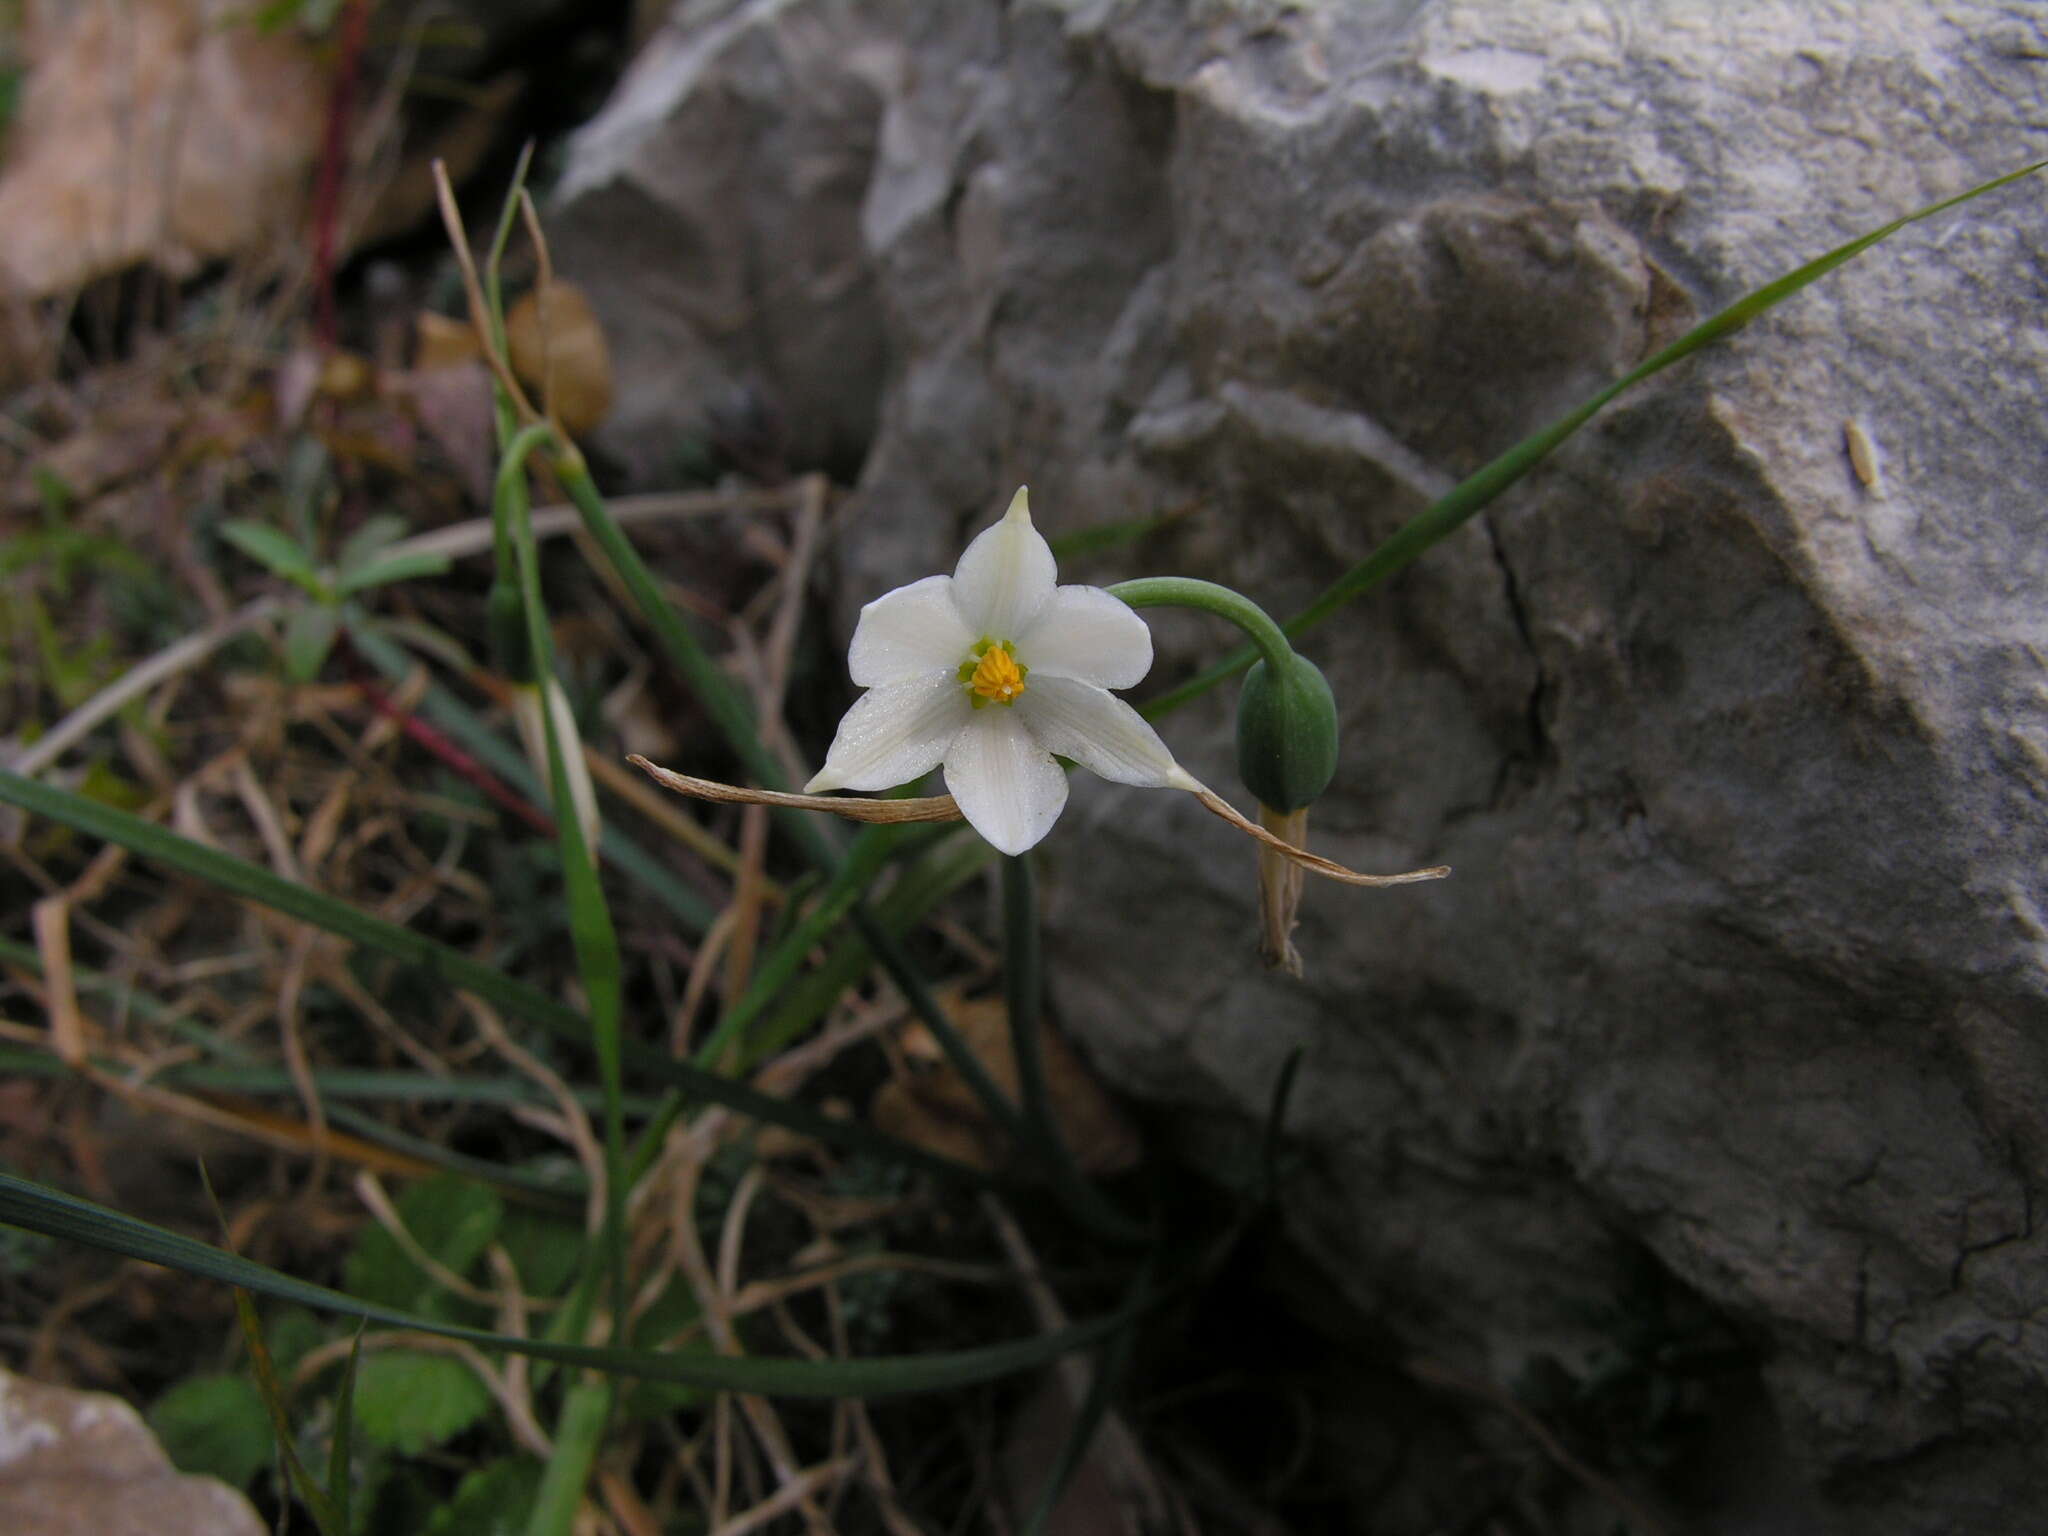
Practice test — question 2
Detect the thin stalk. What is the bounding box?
[498,423,629,1345]
[524,1378,611,1536]
[1105,577,1294,673]
[1002,854,1150,1249]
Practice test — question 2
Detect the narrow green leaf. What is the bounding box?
[498,422,629,1346]
[235,1287,348,1536]
[1260,1047,1304,1206]
[336,515,410,577]
[0,767,987,1184]
[219,519,320,590]
[1022,1331,1132,1536]
[328,1328,362,1530]
[0,1170,1136,1397]
[336,551,452,596]
[284,604,341,682]
[522,1379,610,1536]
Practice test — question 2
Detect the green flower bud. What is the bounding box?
[1235,650,1339,812]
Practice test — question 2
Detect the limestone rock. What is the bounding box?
[0,1367,264,1536]
[554,2,2048,1529]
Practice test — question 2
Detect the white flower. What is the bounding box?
[804,487,1196,855]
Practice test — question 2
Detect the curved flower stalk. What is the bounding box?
[802,488,1197,855]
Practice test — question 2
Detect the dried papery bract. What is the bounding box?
[630,755,1447,892]
[1257,805,1311,976]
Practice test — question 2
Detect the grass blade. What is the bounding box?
[327,1326,363,1530]
[0,1171,1133,1397]
[0,767,988,1185]
[1140,157,2048,718]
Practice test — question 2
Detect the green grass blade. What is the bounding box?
[219,519,320,592]
[0,767,988,1184]
[1002,854,1148,1247]
[346,622,713,934]
[335,550,452,596]
[1021,1328,1133,1536]
[0,1170,1133,1397]
[1139,157,2048,718]
[497,421,630,1343]
[744,827,992,1068]
[327,1326,363,1529]
[523,1379,610,1536]
[235,1287,347,1536]
[687,823,899,1069]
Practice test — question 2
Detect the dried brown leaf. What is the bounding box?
[506,279,615,436]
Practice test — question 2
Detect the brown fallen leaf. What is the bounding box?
[0,1365,264,1536]
[0,0,323,300]
[506,279,615,436]
[872,986,1140,1175]
[413,310,485,372]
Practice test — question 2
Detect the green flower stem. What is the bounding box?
[498,423,630,1347]
[524,1378,611,1536]
[546,444,1036,1154]
[1106,577,1295,674]
[1003,853,1151,1250]
[1135,155,2048,722]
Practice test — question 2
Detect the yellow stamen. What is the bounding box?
[968,643,1027,705]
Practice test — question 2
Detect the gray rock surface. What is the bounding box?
[0,1367,263,1536]
[554,2,2048,1529]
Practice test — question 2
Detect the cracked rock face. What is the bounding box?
[555,2,2048,1527]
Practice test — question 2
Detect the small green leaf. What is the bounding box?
[352,1351,494,1454]
[148,1373,272,1489]
[285,604,341,683]
[495,1208,585,1301]
[424,1459,546,1536]
[335,550,451,597]
[344,1175,503,1317]
[336,516,410,577]
[220,520,320,589]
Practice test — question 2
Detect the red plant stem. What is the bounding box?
[309,0,373,349]
[352,674,558,839]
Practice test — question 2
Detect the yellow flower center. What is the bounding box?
[962,640,1027,707]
